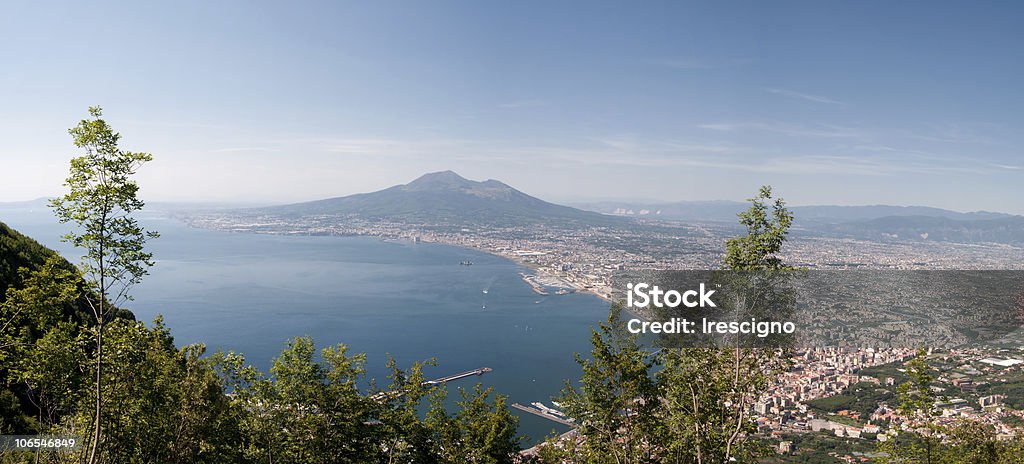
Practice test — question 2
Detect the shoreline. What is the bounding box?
[429,239,616,305]
[175,216,617,305]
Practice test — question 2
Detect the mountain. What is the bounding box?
[570,200,748,222]
[792,205,1012,223]
[573,200,1015,224]
[824,215,1024,245]
[261,171,620,227]
[572,200,1024,245]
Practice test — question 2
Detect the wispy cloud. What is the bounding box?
[651,57,750,70]
[121,119,232,131]
[654,58,716,70]
[298,137,474,157]
[194,136,477,160]
[497,99,547,109]
[765,88,845,106]
[697,121,862,138]
[185,124,1012,183]
[900,123,1000,145]
[586,136,738,154]
[482,146,893,176]
[478,134,1009,178]
[208,147,275,153]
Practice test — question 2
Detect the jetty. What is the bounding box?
[511,402,576,427]
[372,367,492,401]
[519,273,549,295]
[424,367,492,385]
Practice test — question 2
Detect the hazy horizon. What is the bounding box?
[1,168,1020,217]
[2,2,1022,213]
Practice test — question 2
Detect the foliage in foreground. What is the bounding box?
[4,109,1023,463]
[1,107,520,463]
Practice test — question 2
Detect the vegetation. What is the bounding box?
[537,186,796,463]
[1,220,133,437]
[875,349,1024,464]
[50,105,159,464]
[805,382,895,418]
[0,108,522,464]
[550,308,660,463]
[987,378,1024,410]
[1,225,522,464]
[2,108,1022,462]
[775,433,877,463]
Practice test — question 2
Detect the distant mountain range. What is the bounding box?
[822,215,1024,245]
[234,172,1024,245]
[571,200,1015,224]
[258,170,618,227]
[571,200,1024,245]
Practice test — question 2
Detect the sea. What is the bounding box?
[0,206,611,443]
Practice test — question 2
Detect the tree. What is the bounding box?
[217,336,377,464]
[876,349,941,464]
[540,186,796,464]
[656,185,795,463]
[66,317,242,463]
[214,336,521,464]
[50,106,158,464]
[1,256,89,431]
[723,185,794,272]
[656,348,771,463]
[454,385,519,463]
[428,384,520,464]
[555,308,660,464]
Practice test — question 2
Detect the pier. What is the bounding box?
[372,367,492,401]
[424,367,493,385]
[511,403,576,427]
[519,273,549,295]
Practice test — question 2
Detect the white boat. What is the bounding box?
[532,402,560,414]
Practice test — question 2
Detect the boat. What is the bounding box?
[460,260,473,266]
[532,402,560,414]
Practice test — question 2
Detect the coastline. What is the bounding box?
[428,238,616,305]
[175,216,616,305]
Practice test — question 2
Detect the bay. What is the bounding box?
[1,207,609,443]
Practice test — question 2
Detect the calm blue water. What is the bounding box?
[1,207,609,442]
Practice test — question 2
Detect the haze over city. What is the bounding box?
[2,1,1022,213]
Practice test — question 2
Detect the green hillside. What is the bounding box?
[0,221,62,302]
[0,220,133,434]
[0,220,133,320]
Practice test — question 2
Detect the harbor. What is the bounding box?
[511,402,576,427]
[519,273,549,295]
[519,272,576,296]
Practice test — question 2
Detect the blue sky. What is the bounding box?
[2,1,1022,213]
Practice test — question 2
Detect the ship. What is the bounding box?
[460,260,473,266]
